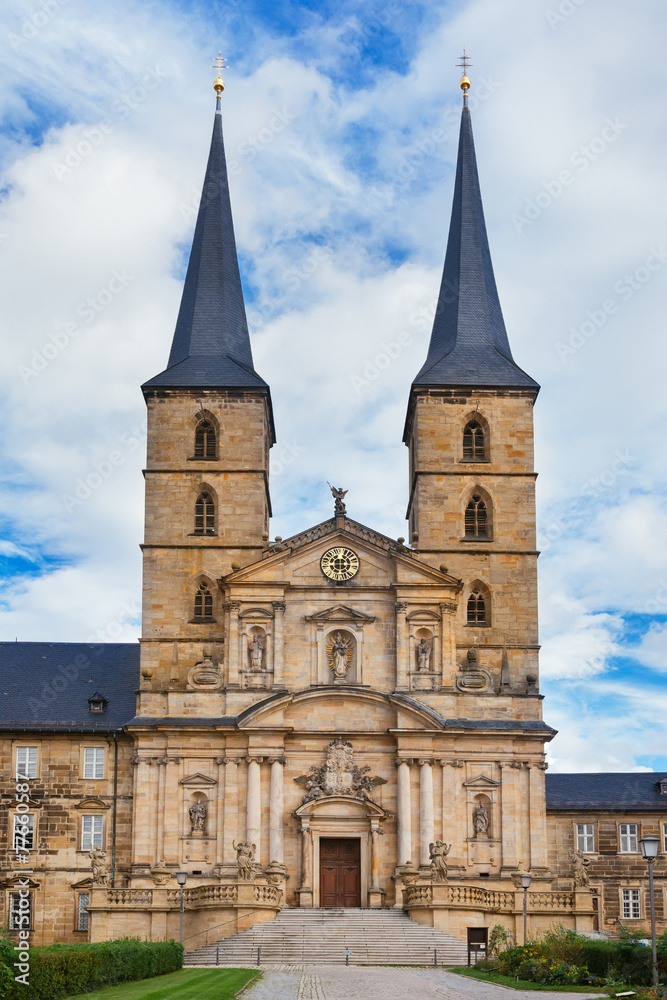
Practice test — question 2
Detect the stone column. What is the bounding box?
[440,601,457,687]
[395,602,409,691]
[214,757,226,867]
[269,757,285,864]
[396,759,412,865]
[227,602,241,688]
[155,756,167,862]
[419,758,434,868]
[369,821,384,908]
[130,754,156,871]
[441,760,465,868]
[223,758,238,866]
[272,602,286,689]
[298,819,313,907]
[246,757,262,865]
[529,763,549,869]
[500,762,518,870]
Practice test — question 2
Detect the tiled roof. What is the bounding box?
[0,642,139,731]
[143,105,269,393]
[546,771,667,810]
[410,105,539,393]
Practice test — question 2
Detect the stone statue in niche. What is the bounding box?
[473,802,490,838]
[89,847,108,884]
[329,632,351,680]
[416,637,431,671]
[569,848,591,887]
[248,632,264,671]
[429,840,451,881]
[233,840,256,881]
[188,798,207,835]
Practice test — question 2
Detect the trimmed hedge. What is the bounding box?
[1,937,183,1000]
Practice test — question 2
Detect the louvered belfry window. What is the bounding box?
[467,589,487,624]
[463,420,485,460]
[194,581,213,619]
[194,420,216,459]
[465,495,488,537]
[194,492,215,534]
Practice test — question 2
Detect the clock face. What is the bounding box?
[320,546,360,582]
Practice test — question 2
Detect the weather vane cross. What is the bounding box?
[211,50,228,96]
[456,49,473,75]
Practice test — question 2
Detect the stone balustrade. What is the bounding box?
[106,888,154,906]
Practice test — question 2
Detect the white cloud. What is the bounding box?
[0,0,666,768]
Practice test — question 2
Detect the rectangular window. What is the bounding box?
[81,815,103,851]
[622,888,641,919]
[83,748,104,780]
[576,823,595,853]
[16,747,37,780]
[619,823,638,853]
[12,814,34,851]
[9,891,32,930]
[663,823,667,854]
[77,893,90,931]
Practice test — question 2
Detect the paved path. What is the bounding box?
[239,965,606,1000]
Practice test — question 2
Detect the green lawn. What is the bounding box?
[447,967,607,993]
[63,968,259,1000]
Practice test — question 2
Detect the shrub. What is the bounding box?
[0,937,183,1000]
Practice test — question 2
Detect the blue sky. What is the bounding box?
[0,0,666,771]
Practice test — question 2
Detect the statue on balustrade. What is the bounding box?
[89,847,108,885]
[569,848,591,887]
[233,840,257,881]
[429,840,451,881]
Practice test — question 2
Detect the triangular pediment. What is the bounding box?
[463,773,499,789]
[71,877,93,890]
[179,772,217,787]
[220,517,461,590]
[305,605,375,623]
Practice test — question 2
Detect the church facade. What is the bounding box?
[1,70,665,952]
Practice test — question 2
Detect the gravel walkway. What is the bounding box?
[239,965,606,1000]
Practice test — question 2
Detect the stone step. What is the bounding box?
[184,907,468,967]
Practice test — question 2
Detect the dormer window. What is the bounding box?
[659,778,667,796]
[88,693,107,714]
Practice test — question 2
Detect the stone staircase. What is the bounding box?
[184,907,468,966]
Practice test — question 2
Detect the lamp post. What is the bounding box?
[639,837,660,987]
[175,871,188,948]
[520,873,532,945]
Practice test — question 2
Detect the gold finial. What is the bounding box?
[456,49,473,96]
[211,50,228,95]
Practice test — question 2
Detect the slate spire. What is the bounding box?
[410,86,538,392]
[143,85,268,392]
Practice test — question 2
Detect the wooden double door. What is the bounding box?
[320,838,361,907]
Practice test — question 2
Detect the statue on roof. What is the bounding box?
[327,482,348,516]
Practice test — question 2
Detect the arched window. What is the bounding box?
[194,581,213,619]
[194,491,215,535]
[463,420,485,461]
[467,589,487,625]
[465,494,488,537]
[194,420,216,459]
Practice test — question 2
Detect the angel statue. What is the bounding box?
[327,482,348,516]
[429,840,451,882]
[232,840,256,881]
[331,632,350,679]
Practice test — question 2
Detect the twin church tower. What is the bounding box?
[91,62,570,945]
